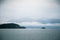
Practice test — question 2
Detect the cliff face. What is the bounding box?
[0,23,26,29]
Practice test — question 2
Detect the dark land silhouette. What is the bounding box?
[41,27,46,29]
[0,23,26,29]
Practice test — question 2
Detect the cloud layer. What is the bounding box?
[0,0,60,26]
[17,22,60,27]
[9,18,60,23]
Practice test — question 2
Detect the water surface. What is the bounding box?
[0,29,60,40]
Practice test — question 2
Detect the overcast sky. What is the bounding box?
[0,0,60,26]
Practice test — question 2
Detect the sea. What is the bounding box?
[0,29,60,40]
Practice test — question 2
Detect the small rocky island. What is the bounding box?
[41,27,46,29]
[0,23,26,29]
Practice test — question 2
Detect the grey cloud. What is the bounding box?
[0,0,5,4]
[57,0,60,4]
[38,19,60,24]
[0,0,60,23]
[55,0,60,5]
[8,18,37,23]
[8,18,60,24]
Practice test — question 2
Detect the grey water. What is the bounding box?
[0,29,60,40]
[26,26,60,29]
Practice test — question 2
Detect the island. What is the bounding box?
[0,23,26,29]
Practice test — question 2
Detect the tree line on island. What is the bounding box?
[0,23,26,29]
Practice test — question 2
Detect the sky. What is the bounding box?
[0,0,60,26]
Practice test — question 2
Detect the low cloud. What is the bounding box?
[38,19,60,24]
[8,18,60,26]
[17,22,60,27]
[9,18,60,24]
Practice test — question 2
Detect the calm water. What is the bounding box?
[26,26,60,29]
[0,29,60,40]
